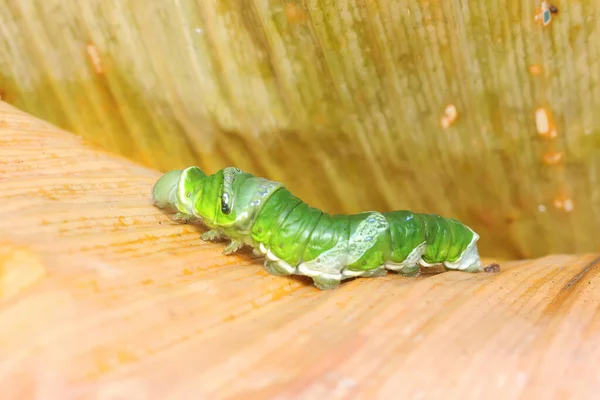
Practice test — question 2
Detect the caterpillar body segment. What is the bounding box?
[152,166,484,290]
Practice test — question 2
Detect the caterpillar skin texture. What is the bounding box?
[152,166,484,290]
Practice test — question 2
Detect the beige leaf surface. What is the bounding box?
[1,101,600,399]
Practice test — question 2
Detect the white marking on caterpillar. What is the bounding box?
[297,263,321,277]
[259,243,268,254]
[296,212,389,280]
[341,269,366,278]
[320,272,343,281]
[345,212,389,266]
[275,259,296,274]
[385,242,427,271]
[236,211,249,221]
[443,234,482,271]
[297,239,348,276]
[266,250,280,261]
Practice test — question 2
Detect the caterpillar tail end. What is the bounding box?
[443,240,501,274]
[152,170,183,212]
[443,238,485,273]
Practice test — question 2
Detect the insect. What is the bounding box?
[538,2,559,26]
[152,166,496,290]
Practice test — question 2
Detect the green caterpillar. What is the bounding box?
[152,166,493,290]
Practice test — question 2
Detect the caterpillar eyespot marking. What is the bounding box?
[152,166,496,290]
[221,193,231,214]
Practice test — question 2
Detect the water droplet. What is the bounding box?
[535,107,550,135]
[564,198,574,212]
[441,104,458,129]
[543,151,563,165]
[553,196,574,212]
[86,43,104,74]
[529,64,542,75]
[445,104,457,120]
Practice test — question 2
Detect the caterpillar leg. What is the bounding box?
[361,267,387,278]
[397,265,420,277]
[223,240,244,255]
[201,230,225,242]
[173,212,198,223]
[251,248,264,258]
[297,261,343,290]
[312,274,342,291]
[263,259,295,276]
[384,242,425,277]
[384,262,421,277]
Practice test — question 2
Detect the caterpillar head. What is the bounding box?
[152,166,206,217]
[152,166,283,232]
